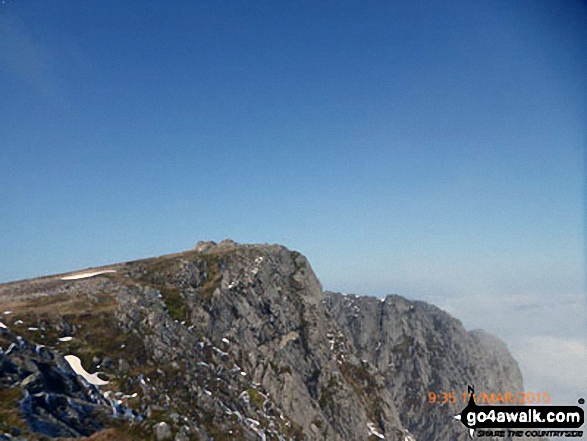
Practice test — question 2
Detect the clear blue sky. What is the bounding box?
[1,0,586,404]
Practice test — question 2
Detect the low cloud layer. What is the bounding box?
[511,335,587,406]
[435,291,586,410]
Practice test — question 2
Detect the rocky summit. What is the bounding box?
[0,241,542,440]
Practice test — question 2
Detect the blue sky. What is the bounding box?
[1,0,586,407]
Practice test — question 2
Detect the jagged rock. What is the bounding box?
[174,425,190,441]
[193,240,217,253]
[154,421,172,440]
[0,243,544,440]
[118,358,130,373]
[0,330,138,439]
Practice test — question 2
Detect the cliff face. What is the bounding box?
[0,241,540,440]
[324,293,529,440]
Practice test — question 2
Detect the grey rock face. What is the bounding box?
[0,242,543,440]
[155,421,172,440]
[0,326,139,440]
[324,293,542,440]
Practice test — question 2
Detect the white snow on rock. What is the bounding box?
[5,343,16,355]
[368,422,385,439]
[0,322,7,329]
[239,391,250,404]
[3,311,12,315]
[61,270,116,280]
[64,354,109,386]
[58,336,73,342]
[213,346,227,357]
[402,429,416,441]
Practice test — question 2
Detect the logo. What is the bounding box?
[454,386,585,438]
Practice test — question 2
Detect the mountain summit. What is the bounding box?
[0,241,539,440]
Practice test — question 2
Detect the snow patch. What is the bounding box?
[402,430,416,441]
[64,354,109,386]
[213,346,228,357]
[367,422,385,439]
[61,270,116,280]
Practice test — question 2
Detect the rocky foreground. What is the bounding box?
[0,241,541,440]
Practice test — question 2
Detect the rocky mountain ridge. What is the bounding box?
[0,241,541,440]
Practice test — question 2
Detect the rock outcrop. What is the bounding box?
[0,241,541,440]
